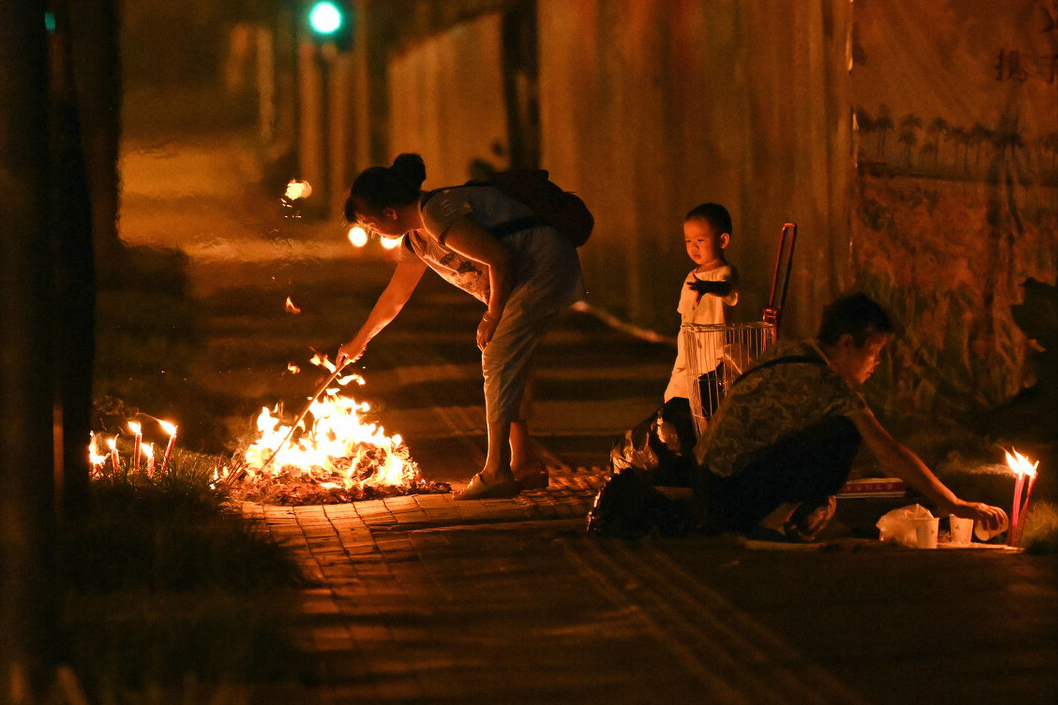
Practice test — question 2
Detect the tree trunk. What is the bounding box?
[50,0,97,521]
[67,0,124,279]
[0,0,61,699]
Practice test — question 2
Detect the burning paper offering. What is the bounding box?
[231,357,449,504]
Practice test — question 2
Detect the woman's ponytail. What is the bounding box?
[389,153,426,191]
[346,153,427,221]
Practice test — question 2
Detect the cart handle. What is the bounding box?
[763,222,797,331]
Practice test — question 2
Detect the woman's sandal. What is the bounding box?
[456,472,522,501]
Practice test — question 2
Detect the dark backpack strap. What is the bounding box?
[420,187,449,209]
[732,354,826,388]
[420,185,546,239]
[489,215,550,238]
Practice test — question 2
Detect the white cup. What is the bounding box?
[914,516,939,549]
[949,515,973,545]
[974,510,1010,542]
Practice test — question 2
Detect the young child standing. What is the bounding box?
[663,202,739,410]
[593,203,739,535]
[606,203,738,490]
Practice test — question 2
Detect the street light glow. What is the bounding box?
[348,226,368,248]
[309,2,343,35]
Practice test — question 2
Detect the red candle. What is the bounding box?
[1015,470,1039,545]
[159,421,178,475]
[108,437,120,473]
[129,421,142,474]
[144,442,155,477]
[1011,470,1025,539]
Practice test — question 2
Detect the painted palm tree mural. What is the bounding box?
[849,0,1057,429]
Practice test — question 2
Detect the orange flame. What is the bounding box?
[1005,448,1039,478]
[159,420,177,437]
[285,296,302,314]
[309,353,336,373]
[243,376,420,490]
[288,363,301,374]
[284,180,312,201]
[89,433,108,467]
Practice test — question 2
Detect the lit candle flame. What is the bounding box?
[284,179,312,200]
[128,420,141,435]
[159,420,178,437]
[89,433,108,467]
[285,296,302,314]
[348,226,369,248]
[143,443,154,461]
[107,437,117,451]
[1005,449,1039,478]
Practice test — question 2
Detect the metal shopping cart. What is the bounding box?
[683,223,798,436]
[683,321,776,436]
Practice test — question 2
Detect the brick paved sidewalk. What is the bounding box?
[246,487,870,705]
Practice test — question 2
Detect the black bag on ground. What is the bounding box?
[586,470,693,539]
[609,397,697,487]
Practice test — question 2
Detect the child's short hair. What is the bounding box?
[817,293,896,347]
[685,203,732,237]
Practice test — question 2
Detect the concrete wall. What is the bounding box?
[351,0,1057,415]
[387,13,511,189]
[537,0,852,335]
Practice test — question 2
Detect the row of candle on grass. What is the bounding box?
[90,419,177,476]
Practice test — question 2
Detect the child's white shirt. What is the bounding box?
[663,263,739,402]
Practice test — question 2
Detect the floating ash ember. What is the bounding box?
[230,357,449,505]
[283,179,312,201]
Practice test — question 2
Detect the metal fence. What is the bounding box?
[681,321,777,437]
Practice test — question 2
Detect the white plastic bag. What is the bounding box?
[876,504,934,547]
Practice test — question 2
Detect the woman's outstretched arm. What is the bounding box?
[852,409,1007,530]
[337,258,428,366]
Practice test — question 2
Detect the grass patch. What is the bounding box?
[1021,499,1058,554]
[62,452,306,697]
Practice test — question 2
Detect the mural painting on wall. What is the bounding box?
[850,0,1057,423]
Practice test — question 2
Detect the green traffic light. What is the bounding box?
[309,1,343,35]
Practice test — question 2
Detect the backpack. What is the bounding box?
[485,169,594,247]
[425,169,593,247]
